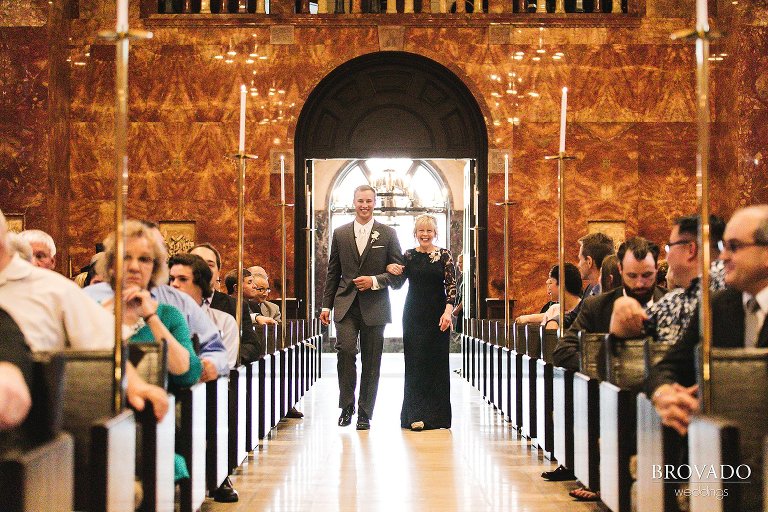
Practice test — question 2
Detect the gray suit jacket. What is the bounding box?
[322,220,404,326]
[254,300,281,322]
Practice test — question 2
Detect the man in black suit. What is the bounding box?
[553,236,667,371]
[646,205,768,436]
[191,244,263,363]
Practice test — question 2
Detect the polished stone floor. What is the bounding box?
[203,354,606,512]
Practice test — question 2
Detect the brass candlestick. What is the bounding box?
[545,153,576,337]
[98,0,153,414]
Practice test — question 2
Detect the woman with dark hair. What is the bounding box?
[541,263,583,330]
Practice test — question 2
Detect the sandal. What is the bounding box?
[569,487,600,501]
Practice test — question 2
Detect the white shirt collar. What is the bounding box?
[354,219,374,234]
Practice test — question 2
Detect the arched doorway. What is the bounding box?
[294,51,488,320]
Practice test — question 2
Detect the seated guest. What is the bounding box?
[18,229,56,271]
[191,243,263,361]
[646,205,768,436]
[170,254,240,369]
[598,254,622,293]
[86,222,229,380]
[224,268,256,299]
[553,236,667,371]
[541,263,583,330]
[0,308,33,453]
[611,214,726,345]
[98,222,200,483]
[561,232,616,329]
[97,223,202,388]
[0,209,168,422]
[515,268,558,325]
[251,273,281,323]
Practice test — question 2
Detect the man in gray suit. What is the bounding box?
[320,185,404,430]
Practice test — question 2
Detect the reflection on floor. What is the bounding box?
[203,354,606,512]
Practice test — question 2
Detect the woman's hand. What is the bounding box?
[439,311,452,332]
[387,263,405,275]
[123,285,158,320]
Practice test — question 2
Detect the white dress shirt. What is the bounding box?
[0,254,114,352]
[203,302,239,368]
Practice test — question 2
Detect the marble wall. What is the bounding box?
[0,0,762,315]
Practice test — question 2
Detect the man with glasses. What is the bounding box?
[647,205,768,436]
[609,215,725,344]
[554,237,667,371]
[250,274,281,324]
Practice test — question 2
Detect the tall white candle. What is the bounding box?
[559,87,568,154]
[117,0,128,29]
[504,154,509,202]
[280,155,286,202]
[239,85,246,154]
[696,0,708,30]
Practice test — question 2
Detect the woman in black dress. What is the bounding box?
[388,214,456,431]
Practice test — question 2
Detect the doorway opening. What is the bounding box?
[311,158,470,351]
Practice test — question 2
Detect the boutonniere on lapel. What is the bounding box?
[370,230,380,243]
[428,248,441,263]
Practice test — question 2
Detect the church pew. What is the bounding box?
[521,324,540,440]
[206,376,229,494]
[60,350,136,512]
[488,321,497,408]
[0,353,73,512]
[635,393,683,512]
[128,342,174,512]
[177,382,206,512]
[572,332,605,493]
[493,322,504,412]
[278,334,288,420]
[552,365,575,472]
[266,326,278,431]
[480,320,489,400]
[509,323,524,429]
[536,328,557,457]
[469,319,478,389]
[245,361,260,452]
[688,416,741,512]
[258,356,268,439]
[229,366,247,473]
[499,325,510,420]
[0,433,74,512]
[693,347,768,512]
[599,336,654,512]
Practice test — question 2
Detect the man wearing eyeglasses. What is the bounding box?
[553,237,668,371]
[250,274,281,324]
[647,205,768,436]
[609,215,726,345]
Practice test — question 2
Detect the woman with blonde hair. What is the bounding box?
[97,220,201,481]
[388,214,456,431]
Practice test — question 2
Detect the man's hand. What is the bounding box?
[199,358,219,383]
[254,315,278,326]
[353,276,373,291]
[319,310,331,326]
[126,364,169,421]
[609,296,648,338]
[0,362,32,430]
[652,383,700,436]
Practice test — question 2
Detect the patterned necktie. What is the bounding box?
[744,297,760,348]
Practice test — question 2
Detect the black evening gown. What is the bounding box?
[400,248,457,429]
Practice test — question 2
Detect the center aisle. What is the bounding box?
[204,354,605,512]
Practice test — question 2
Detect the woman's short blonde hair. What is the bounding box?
[413,214,438,240]
[98,220,169,288]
